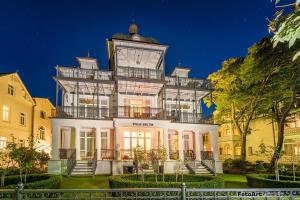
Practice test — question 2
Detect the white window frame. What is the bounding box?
[20,113,25,126]
[3,106,9,121]
[0,136,7,149]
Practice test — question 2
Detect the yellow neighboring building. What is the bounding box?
[0,72,55,154]
[218,116,300,163]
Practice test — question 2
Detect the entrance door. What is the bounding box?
[80,128,96,160]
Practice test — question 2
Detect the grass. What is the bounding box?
[218,173,249,188]
[60,175,110,189]
[60,174,249,189]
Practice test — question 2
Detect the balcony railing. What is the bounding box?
[118,106,164,119]
[116,66,163,80]
[285,127,300,136]
[56,106,214,124]
[166,111,213,124]
[56,106,112,119]
[101,149,114,160]
[59,148,76,159]
[165,76,212,90]
[57,67,112,81]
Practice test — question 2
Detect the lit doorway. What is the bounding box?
[80,128,96,160]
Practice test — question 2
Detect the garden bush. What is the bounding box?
[246,174,300,188]
[1,174,61,189]
[109,174,224,189]
[223,159,257,174]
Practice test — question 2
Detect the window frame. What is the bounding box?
[2,105,9,122]
[20,113,25,126]
[8,84,14,96]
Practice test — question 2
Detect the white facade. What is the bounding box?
[48,24,222,175]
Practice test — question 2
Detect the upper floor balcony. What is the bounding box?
[165,76,212,90]
[116,66,163,80]
[56,66,113,81]
[56,106,213,124]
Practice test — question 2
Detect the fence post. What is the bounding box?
[181,182,186,200]
[15,182,24,200]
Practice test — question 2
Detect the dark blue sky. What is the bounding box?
[0,0,283,105]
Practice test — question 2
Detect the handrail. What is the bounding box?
[91,150,97,177]
[200,151,216,175]
[66,149,76,176]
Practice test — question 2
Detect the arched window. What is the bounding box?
[39,127,45,140]
[234,144,241,156]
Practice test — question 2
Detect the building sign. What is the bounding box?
[133,122,154,127]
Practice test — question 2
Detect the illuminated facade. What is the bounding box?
[48,24,222,175]
[0,72,54,153]
[218,116,300,163]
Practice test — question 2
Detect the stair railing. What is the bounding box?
[67,149,76,176]
[91,149,98,177]
[200,151,216,175]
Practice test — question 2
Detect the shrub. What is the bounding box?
[246,174,300,188]
[2,174,61,189]
[109,174,224,189]
[223,159,256,174]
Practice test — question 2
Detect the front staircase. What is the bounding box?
[70,160,94,176]
[186,161,214,175]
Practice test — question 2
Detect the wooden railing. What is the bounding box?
[101,149,114,160]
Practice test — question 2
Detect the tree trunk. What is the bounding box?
[270,122,285,168]
[240,132,247,161]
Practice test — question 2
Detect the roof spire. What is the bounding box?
[87,50,90,57]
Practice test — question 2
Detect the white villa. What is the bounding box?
[48,24,222,176]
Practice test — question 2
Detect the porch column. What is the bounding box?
[210,126,223,173]
[195,132,201,161]
[96,127,101,160]
[178,130,184,160]
[210,128,219,160]
[51,125,61,160]
[75,126,80,160]
[199,132,204,160]
[163,128,170,160]
[115,127,121,160]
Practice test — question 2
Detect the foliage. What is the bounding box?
[6,139,50,183]
[246,174,300,188]
[109,174,224,189]
[156,145,168,182]
[2,174,61,189]
[133,145,147,182]
[223,159,257,174]
[269,0,300,60]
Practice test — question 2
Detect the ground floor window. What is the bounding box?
[80,128,96,159]
[123,130,152,151]
[0,136,7,149]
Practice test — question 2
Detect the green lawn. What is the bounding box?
[60,174,248,189]
[218,174,249,188]
[60,176,110,189]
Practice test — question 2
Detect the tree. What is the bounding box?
[269,0,300,60]
[148,149,159,182]
[206,57,265,161]
[133,145,147,182]
[156,145,168,182]
[0,149,15,187]
[245,38,300,169]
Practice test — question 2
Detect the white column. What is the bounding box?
[115,128,121,160]
[195,132,201,161]
[178,130,184,161]
[51,125,61,160]
[163,128,170,160]
[210,127,219,160]
[210,126,223,173]
[199,132,203,160]
[96,127,101,160]
[75,126,80,160]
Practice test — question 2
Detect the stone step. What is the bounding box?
[72,168,93,172]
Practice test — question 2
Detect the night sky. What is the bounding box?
[0,0,285,106]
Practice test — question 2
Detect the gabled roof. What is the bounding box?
[33,97,55,109]
[0,72,35,105]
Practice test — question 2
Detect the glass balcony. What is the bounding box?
[116,66,163,80]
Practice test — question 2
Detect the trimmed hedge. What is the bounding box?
[2,174,61,189]
[246,174,300,188]
[109,174,224,189]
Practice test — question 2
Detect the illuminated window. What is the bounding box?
[20,113,25,126]
[3,106,9,121]
[8,84,14,96]
[39,127,45,140]
[0,137,7,149]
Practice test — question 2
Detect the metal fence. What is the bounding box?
[1,183,300,200]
